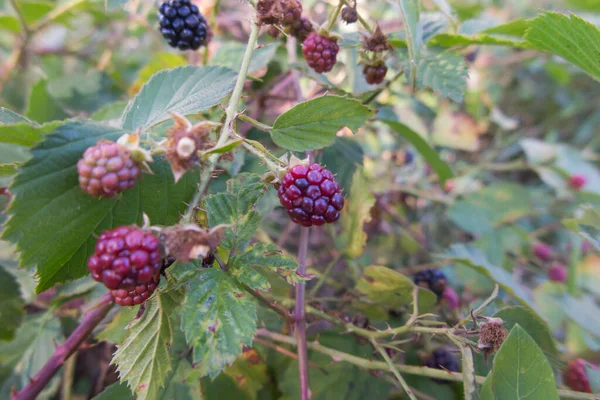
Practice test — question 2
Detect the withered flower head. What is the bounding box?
[162,224,227,263]
[478,317,508,355]
[257,0,284,26]
[362,26,391,53]
[165,113,217,183]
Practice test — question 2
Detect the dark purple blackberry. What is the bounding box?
[158,0,210,51]
[425,349,460,383]
[414,269,447,299]
[278,163,344,227]
[302,32,339,73]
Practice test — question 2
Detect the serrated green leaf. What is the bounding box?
[341,170,375,258]
[0,264,24,340]
[0,121,62,147]
[413,48,469,102]
[25,79,68,123]
[2,122,200,292]
[356,265,437,313]
[0,107,32,125]
[379,111,453,185]
[398,0,422,89]
[488,325,559,399]
[525,12,600,82]
[156,358,203,400]
[130,53,187,94]
[96,306,140,344]
[230,242,298,291]
[181,268,257,378]
[0,313,64,399]
[93,382,135,400]
[429,33,527,47]
[494,306,558,356]
[445,244,539,315]
[0,164,18,176]
[202,139,243,159]
[121,66,237,131]
[203,173,267,252]
[270,95,374,152]
[113,287,184,400]
[212,42,279,75]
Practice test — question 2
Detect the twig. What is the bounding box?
[295,226,311,400]
[325,0,344,33]
[240,282,292,322]
[377,197,429,249]
[12,293,115,400]
[371,338,417,400]
[182,19,260,222]
[255,329,599,399]
[254,337,327,373]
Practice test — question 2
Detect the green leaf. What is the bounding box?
[130,53,187,94]
[93,382,135,400]
[0,16,21,33]
[0,163,18,176]
[212,42,279,75]
[121,66,237,131]
[0,121,61,147]
[2,122,200,292]
[321,137,364,192]
[356,265,437,313]
[445,244,539,314]
[586,364,600,393]
[397,0,422,89]
[341,170,375,258]
[96,306,140,344]
[0,107,32,125]
[157,358,203,400]
[401,48,469,102]
[224,352,269,399]
[203,173,267,252]
[379,111,453,185]
[494,306,558,356]
[105,0,127,11]
[488,325,559,399]
[0,264,24,340]
[0,313,64,399]
[181,268,257,378]
[25,79,68,123]
[270,95,375,152]
[113,286,184,400]
[230,242,298,291]
[525,12,600,82]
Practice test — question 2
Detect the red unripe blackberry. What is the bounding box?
[442,287,459,310]
[363,62,388,85]
[564,359,597,393]
[533,242,553,261]
[78,141,141,198]
[278,163,344,227]
[288,16,314,43]
[112,280,159,306]
[88,226,162,291]
[158,0,210,51]
[302,33,339,73]
[548,263,567,282]
[569,174,587,190]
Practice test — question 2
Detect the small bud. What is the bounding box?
[533,242,553,261]
[341,6,358,24]
[569,174,587,190]
[548,263,567,282]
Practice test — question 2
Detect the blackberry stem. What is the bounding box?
[325,0,344,33]
[295,225,311,400]
[371,338,418,400]
[182,19,260,223]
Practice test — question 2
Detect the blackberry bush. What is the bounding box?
[158,0,210,51]
[5,0,600,399]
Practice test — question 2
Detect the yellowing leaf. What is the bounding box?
[341,170,375,258]
[432,109,485,151]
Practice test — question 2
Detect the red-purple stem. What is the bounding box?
[295,225,311,400]
[12,293,115,400]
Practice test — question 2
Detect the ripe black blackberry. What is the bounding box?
[363,62,388,85]
[302,33,339,73]
[414,269,447,299]
[78,141,141,198]
[158,0,210,51]
[88,226,162,291]
[278,163,344,227]
[425,349,459,383]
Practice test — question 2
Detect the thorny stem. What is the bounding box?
[255,329,599,400]
[9,0,30,34]
[371,338,417,400]
[182,20,260,222]
[325,0,344,33]
[12,294,115,400]
[295,226,311,400]
[237,113,273,132]
[240,282,292,322]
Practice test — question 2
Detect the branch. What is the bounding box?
[240,282,292,322]
[255,329,599,400]
[295,225,311,400]
[371,338,417,400]
[182,19,260,222]
[12,293,115,400]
